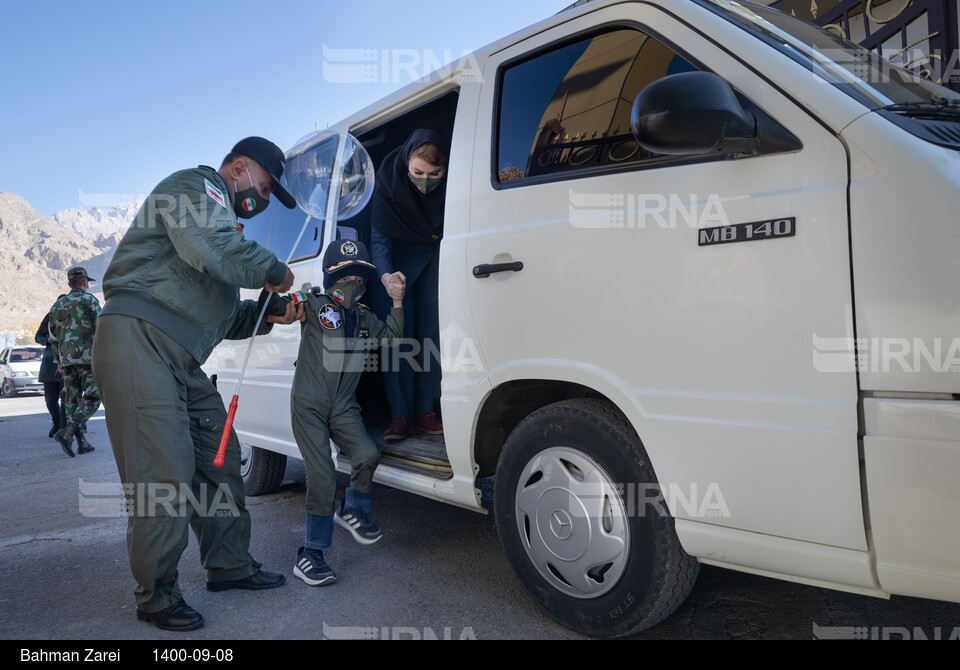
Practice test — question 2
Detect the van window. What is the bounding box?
[242,209,271,248]
[497,28,696,184]
[240,194,323,263]
[268,200,323,263]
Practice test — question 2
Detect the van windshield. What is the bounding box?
[696,0,960,109]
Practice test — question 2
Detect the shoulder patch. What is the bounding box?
[289,291,310,306]
[319,304,343,331]
[204,179,227,210]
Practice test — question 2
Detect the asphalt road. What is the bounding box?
[1,395,958,640]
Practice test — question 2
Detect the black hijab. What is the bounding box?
[371,129,449,245]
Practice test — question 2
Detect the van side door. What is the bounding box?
[466,3,866,551]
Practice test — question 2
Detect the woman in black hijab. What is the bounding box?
[370,129,448,441]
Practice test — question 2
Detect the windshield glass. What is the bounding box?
[697,0,960,108]
[10,350,42,362]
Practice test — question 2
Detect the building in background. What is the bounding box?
[766,0,960,90]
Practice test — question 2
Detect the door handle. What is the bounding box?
[473,262,524,279]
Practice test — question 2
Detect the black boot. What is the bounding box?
[54,423,77,458]
[76,432,95,455]
[136,601,205,632]
[48,424,59,439]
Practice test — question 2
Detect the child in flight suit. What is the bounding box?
[280,240,404,586]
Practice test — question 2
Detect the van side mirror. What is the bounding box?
[631,72,759,156]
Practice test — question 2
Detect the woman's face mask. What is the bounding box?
[408,173,444,195]
[408,156,446,195]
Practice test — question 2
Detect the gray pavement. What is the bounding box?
[1,395,958,640]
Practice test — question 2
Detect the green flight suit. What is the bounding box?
[92,166,287,613]
[291,293,403,517]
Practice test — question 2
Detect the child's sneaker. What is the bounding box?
[334,502,383,545]
[293,547,337,587]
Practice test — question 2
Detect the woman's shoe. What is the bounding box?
[383,418,412,442]
[416,412,444,436]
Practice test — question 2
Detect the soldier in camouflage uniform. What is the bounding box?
[49,267,101,458]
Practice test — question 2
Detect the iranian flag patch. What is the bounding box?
[204,179,227,209]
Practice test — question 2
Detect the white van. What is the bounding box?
[206,0,960,637]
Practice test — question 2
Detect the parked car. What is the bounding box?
[206,0,960,637]
[1,346,44,397]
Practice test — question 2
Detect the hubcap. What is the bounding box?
[514,447,630,599]
[239,442,253,478]
[550,510,574,540]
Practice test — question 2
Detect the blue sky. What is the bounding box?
[0,0,571,216]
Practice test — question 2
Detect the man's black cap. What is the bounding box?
[67,267,96,284]
[232,137,297,209]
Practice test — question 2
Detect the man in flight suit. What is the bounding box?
[92,137,303,632]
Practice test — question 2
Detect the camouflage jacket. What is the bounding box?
[49,290,101,367]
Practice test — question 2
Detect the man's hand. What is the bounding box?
[266,266,295,294]
[266,301,304,326]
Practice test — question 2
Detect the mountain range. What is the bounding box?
[0,193,141,335]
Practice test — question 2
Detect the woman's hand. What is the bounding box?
[380,272,407,293]
[382,272,407,302]
[388,280,406,307]
[380,272,407,303]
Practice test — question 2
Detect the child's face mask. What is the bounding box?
[328,279,366,310]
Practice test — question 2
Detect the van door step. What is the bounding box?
[373,431,450,467]
[337,432,453,479]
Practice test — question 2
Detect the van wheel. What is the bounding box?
[1,379,17,398]
[494,399,699,638]
[240,442,287,497]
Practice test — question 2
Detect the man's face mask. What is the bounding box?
[328,278,366,310]
[234,166,269,220]
[408,173,444,195]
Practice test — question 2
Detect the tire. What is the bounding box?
[240,443,287,497]
[1,379,17,398]
[494,398,699,638]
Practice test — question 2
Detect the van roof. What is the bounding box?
[327,0,624,136]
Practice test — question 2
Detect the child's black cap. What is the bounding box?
[322,240,377,289]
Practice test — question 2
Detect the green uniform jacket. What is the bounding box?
[101,166,287,364]
[49,290,101,367]
[292,294,404,412]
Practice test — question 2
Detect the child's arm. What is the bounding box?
[369,284,405,341]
